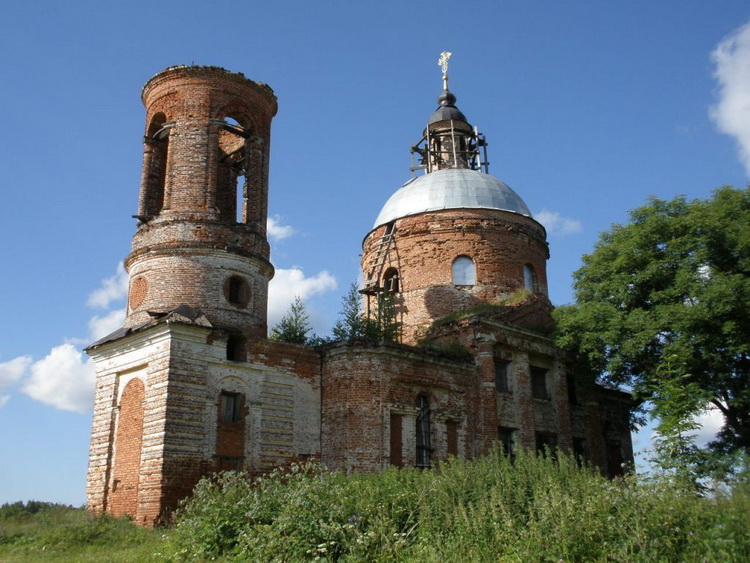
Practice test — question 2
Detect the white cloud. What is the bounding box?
[21,344,95,413]
[0,356,31,389]
[710,20,750,177]
[534,209,583,236]
[267,215,295,242]
[88,308,126,341]
[0,264,128,412]
[268,268,337,327]
[0,356,32,407]
[87,263,129,309]
[694,406,724,448]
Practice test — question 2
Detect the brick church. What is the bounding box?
[85,64,633,526]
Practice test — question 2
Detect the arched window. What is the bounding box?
[416,395,432,468]
[217,390,246,471]
[219,391,244,423]
[216,114,249,223]
[140,113,171,219]
[523,264,535,291]
[383,268,400,293]
[452,256,476,286]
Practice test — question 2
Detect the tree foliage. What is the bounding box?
[374,290,401,342]
[554,187,750,453]
[646,357,714,485]
[269,295,313,345]
[331,282,400,342]
[331,283,367,341]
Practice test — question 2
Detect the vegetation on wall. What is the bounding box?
[428,288,535,331]
[416,340,473,362]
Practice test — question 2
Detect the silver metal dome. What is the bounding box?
[373,168,532,228]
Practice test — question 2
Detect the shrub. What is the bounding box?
[166,452,750,562]
[166,470,256,560]
[417,340,473,361]
[0,501,73,518]
[166,462,424,561]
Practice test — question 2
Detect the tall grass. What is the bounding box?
[166,451,750,561]
[3,454,746,561]
[0,501,164,562]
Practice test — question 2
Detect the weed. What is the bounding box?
[166,451,750,561]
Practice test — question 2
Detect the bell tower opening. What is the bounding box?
[236,174,246,223]
[216,115,250,224]
[138,113,173,221]
[125,66,277,339]
[410,52,489,174]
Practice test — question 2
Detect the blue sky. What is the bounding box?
[1,1,749,506]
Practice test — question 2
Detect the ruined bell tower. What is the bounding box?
[127,66,277,345]
[86,67,283,525]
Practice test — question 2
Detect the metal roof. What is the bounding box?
[428,104,468,125]
[428,89,468,125]
[373,168,533,228]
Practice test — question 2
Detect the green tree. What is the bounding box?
[332,282,371,341]
[332,282,400,342]
[647,356,712,485]
[269,295,313,344]
[554,187,750,454]
[375,290,401,342]
[332,283,363,341]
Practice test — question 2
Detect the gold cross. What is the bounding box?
[438,51,452,77]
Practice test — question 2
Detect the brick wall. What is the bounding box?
[87,320,323,526]
[361,208,550,344]
[86,325,173,525]
[108,378,144,518]
[125,66,277,345]
[321,342,475,472]
[88,316,633,525]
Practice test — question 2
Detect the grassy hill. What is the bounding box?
[2,451,748,561]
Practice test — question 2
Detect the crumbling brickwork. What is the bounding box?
[126,66,277,344]
[87,319,322,525]
[86,65,634,527]
[321,342,475,471]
